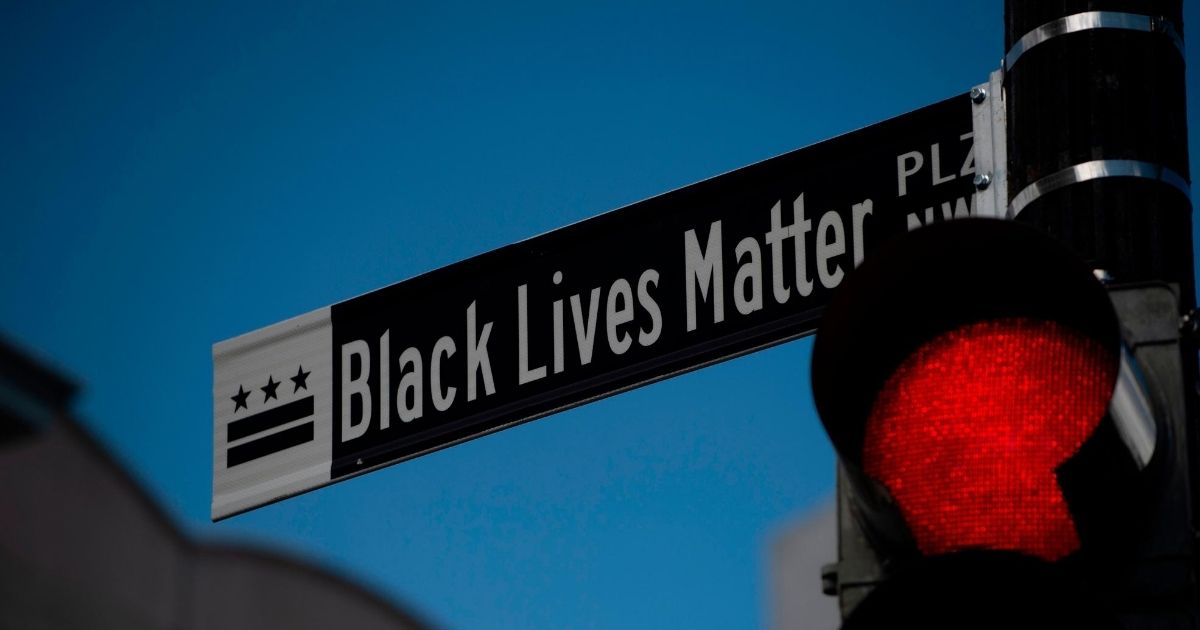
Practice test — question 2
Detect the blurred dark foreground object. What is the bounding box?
[0,335,433,630]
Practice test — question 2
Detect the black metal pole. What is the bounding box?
[1005,0,1191,293]
[1006,0,1197,624]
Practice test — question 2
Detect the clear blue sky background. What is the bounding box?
[4,2,1199,628]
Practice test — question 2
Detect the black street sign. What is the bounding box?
[213,92,982,519]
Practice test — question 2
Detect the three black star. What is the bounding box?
[231,385,251,412]
[261,375,281,402]
[291,365,310,393]
[232,365,310,413]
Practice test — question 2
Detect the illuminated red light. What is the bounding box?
[863,317,1116,561]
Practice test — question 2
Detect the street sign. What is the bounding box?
[213,91,992,519]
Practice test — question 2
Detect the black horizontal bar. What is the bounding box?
[227,421,314,467]
[228,396,314,442]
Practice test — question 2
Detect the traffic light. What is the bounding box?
[811,219,1195,628]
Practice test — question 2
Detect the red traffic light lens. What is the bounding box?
[863,317,1116,561]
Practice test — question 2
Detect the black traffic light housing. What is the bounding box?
[812,219,1195,625]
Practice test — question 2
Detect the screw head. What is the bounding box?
[973,172,991,190]
[820,563,839,596]
[1180,309,1200,342]
[970,87,987,104]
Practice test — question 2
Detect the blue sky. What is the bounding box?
[4,2,1198,628]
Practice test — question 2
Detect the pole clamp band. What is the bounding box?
[1005,12,1184,71]
[1009,160,1191,217]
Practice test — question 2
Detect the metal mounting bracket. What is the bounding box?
[1009,160,1191,217]
[970,69,1008,219]
[1005,12,1184,71]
